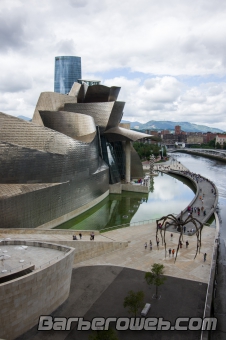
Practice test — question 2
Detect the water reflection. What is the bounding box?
[55,172,194,230]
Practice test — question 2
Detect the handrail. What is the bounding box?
[100,217,215,233]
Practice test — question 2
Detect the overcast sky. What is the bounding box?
[1,0,226,130]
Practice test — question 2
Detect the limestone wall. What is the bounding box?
[52,240,129,264]
[0,242,75,340]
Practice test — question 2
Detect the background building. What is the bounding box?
[216,134,226,147]
[54,56,81,94]
[175,125,181,134]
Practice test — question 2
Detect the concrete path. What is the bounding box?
[74,223,215,284]
[164,170,217,233]
[152,158,218,234]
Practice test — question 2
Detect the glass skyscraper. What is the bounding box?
[54,56,81,94]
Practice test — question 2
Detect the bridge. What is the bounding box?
[168,148,226,162]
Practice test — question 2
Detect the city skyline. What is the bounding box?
[1,0,226,130]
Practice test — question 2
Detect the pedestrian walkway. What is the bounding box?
[152,158,218,235]
[74,223,215,284]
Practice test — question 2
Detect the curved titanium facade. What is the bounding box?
[1,82,152,229]
[64,102,115,133]
[54,56,81,94]
[0,112,108,228]
[39,111,96,143]
[84,85,121,103]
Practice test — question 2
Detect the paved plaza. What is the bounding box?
[74,223,215,283]
[18,266,207,340]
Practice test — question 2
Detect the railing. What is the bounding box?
[100,215,216,234]
[100,215,178,233]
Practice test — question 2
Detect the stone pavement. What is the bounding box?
[74,223,215,284]
[17,266,207,340]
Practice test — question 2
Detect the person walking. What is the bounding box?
[149,240,152,251]
[169,248,171,257]
[171,233,173,241]
[156,237,160,249]
[172,249,175,257]
[79,233,82,239]
[183,226,186,233]
[204,253,207,262]
[144,242,147,249]
[186,240,189,248]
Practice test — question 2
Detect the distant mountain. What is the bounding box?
[17,115,31,121]
[121,120,223,133]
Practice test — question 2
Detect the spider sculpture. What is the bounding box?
[156,213,203,263]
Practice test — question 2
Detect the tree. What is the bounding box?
[145,263,166,298]
[123,290,144,317]
[216,142,221,149]
[208,138,216,147]
[89,328,118,340]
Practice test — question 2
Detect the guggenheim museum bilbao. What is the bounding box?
[0,83,151,229]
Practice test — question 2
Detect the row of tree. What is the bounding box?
[133,142,167,160]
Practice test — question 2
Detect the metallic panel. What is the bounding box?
[106,102,125,130]
[84,85,121,103]
[77,83,88,103]
[63,102,115,133]
[32,92,78,126]
[0,112,74,155]
[130,145,144,178]
[0,168,109,229]
[104,126,153,142]
[39,110,96,143]
[0,112,109,228]
[68,82,81,97]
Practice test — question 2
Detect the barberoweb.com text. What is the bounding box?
[38,316,217,331]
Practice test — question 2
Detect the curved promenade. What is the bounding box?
[162,169,218,234]
[154,157,218,233]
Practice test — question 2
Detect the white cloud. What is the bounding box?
[104,76,226,130]
[0,0,226,130]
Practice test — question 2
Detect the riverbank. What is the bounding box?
[174,148,226,163]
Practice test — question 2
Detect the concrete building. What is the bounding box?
[54,56,81,94]
[161,130,170,135]
[187,135,204,144]
[0,240,74,339]
[216,134,226,147]
[175,125,181,135]
[206,132,217,143]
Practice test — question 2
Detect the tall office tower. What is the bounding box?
[54,56,81,94]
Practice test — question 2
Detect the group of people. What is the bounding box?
[72,232,95,240]
[187,205,206,217]
[72,233,82,240]
[144,240,153,250]
[168,248,175,257]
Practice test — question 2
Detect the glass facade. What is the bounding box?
[100,136,125,184]
[54,56,82,94]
